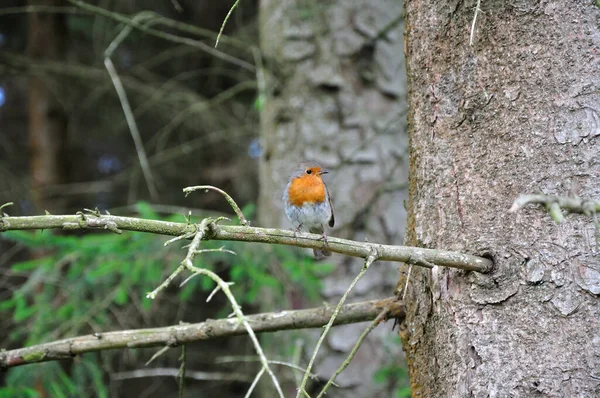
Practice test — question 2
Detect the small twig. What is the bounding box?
[469,0,482,46]
[216,0,240,48]
[170,0,183,13]
[206,282,232,302]
[147,264,185,299]
[510,194,600,221]
[0,202,14,214]
[146,344,172,366]
[292,339,304,385]
[402,264,413,301]
[165,231,197,246]
[171,219,283,397]
[178,345,186,398]
[215,355,331,385]
[195,247,237,256]
[547,202,564,223]
[244,367,265,398]
[316,308,391,398]
[184,185,248,225]
[296,248,380,397]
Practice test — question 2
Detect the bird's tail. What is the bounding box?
[313,248,332,260]
[309,227,331,260]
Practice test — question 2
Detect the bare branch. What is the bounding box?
[0,213,493,272]
[317,308,391,397]
[0,298,403,369]
[67,0,254,71]
[296,249,380,397]
[159,220,283,397]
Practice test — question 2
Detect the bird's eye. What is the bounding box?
[306,169,312,174]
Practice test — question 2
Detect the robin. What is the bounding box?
[283,161,335,259]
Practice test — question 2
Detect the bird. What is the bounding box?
[283,161,335,259]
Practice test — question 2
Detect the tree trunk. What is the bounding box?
[258,0,409,396]
[402,0,600,396]
[27,0,69,212]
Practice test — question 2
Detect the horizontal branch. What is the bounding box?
[0,297,403,369]
[0,212,493,272]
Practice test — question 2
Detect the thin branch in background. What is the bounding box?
[251,46,267,115]
[215,355,332,386]
[295,248,380,397]
[184,185,249,226]
[216,0,241,48]
[469,0,482,46]
[178,345,186,398]
[0,5,86,16]
[152,80,256,152]
[68,0,255,71]
[104,15,159,201]
[111,367,252,382]
[170,0,183,13]
[292,339,304,386]
[317,308,391,397]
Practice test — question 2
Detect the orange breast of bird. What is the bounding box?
[287,175,326,207]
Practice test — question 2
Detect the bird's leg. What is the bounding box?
[320,225,329,249]
[292,223,303,238]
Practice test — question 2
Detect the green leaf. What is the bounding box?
[253,94,266,111]
[114,286,129,305]
[57,369,76,395]
[136,201,159,220]
[87,262,119,280]
[14,297,36,322]
[11,257,54,272]
[0,298,16,311]
[241,202,256,219]
[0,387,40,398]
[49,381,67,398]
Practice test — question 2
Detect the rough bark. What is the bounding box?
[258,0,408,396]
[27,0,69,212]
[403,0,600,396]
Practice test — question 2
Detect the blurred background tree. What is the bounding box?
[0,0,409,397]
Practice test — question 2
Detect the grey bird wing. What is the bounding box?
[326,184,335,228]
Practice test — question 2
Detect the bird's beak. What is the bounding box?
[319,170,328,175]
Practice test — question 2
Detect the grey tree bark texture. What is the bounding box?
[258,0,408,396]
[402,1,600,397]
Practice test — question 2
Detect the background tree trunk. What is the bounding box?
[258,0,409,396]
[402,0,600,396]
[27,0,69,212]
